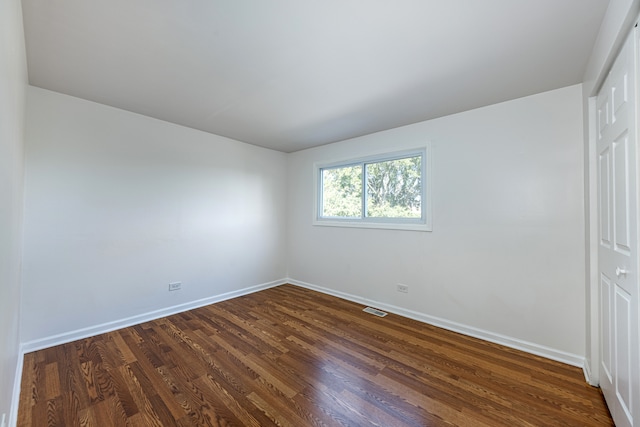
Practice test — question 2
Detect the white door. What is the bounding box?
[597,27,640,427]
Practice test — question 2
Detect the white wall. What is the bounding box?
[0,0,26,423]
[21,87,288,345]
[288,84,586,362]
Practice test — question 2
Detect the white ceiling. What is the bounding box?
[22,0,610,152]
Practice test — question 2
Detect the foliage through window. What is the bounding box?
[315,147,431,231]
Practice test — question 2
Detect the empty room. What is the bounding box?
[2,0,640,426]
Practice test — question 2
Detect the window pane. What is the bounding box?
[321,165,362,217]
[365,156,422,218]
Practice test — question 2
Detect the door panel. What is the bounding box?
[615,286,632,420]
[602,273,613,383]
[612,71,628,122]
[600,147,612,247]
[597,27,639,427]
[614,133,631,255]
[599,93,610,140]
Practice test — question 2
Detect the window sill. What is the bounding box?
[313,219,432,232]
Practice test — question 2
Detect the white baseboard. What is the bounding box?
[287,278,585,368]
[583,360,593,385]
[8,344,24,427]
[583,359,600,386]
[21,279,286,354]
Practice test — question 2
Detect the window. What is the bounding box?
[314,146,432,231]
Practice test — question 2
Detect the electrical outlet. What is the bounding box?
[397,284,409,293]
[168,282,182,291]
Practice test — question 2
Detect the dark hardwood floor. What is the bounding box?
[18,284,613,426]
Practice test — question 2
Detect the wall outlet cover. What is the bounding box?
[169,282,182,291]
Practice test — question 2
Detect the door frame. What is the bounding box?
[586,8,640,386]
[587,95,600,386]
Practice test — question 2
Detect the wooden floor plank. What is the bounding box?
[18,284,613,426]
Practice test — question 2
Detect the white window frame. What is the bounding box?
[313,144,432,231]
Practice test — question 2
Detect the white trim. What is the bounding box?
[8,347,23,427]
[583,358,598,386]
[20,279,286,353]
[311,219,432,232]
[287,278,585,368]
[585,94,601,387]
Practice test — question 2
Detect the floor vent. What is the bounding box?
[363,307,388,317]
